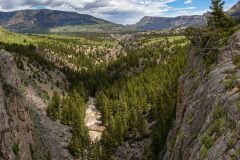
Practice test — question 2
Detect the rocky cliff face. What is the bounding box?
[0,50,73,160]
[163,32,240,159]
[0,50,34,160]
[26,86,73,160]
[134,15,207,30]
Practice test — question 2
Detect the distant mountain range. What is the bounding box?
[132,1,240,31]
[132,15,207,30]
[0,1,239,33]
[228,1,240,19]
[0,9,124,33]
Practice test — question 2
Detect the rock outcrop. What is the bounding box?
[25,86,73,160]
[163,32,240,159]
[114,138,151,160]
[0,50,73,160]
[0,50,34,160]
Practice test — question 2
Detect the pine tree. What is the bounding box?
[67,90,90,157]
[61,97,70,125]
[97,92,110,124]
[208,0,233,28]
[47,92,61,121]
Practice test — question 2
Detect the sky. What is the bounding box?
[0,0,238,24]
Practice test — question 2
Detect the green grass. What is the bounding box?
[143,36,186,46]
[50,24,107,33]
[0,28,36,45]
[0,27,118,47]
[0,27,122,74]
[49,23,135,33]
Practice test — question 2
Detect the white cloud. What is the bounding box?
[184,0,192,4]
[0,0,198,24]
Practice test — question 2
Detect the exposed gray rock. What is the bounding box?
[0,50,34,160]
[163,32,240,160]
[114,138,151,160]
[133,15,207,30]
[0,50,74,160]
[24,73,73,160]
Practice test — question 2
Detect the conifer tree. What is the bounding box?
[208,0,233,28]
[47,92,61,121]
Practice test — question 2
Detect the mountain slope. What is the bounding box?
[133,15,207,30]
[0,9,117,33]
[228,1,240,19]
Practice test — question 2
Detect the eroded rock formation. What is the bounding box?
[164,32,240,160]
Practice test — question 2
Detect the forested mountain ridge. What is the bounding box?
[0,9,128,33]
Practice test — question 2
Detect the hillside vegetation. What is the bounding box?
[0,26,189,159]
[1,0,239,159]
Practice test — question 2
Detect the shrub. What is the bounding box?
[237,99,240,112]
[167,141,175,153]
[16,57,24,70]
[2,83,14,95]
[224,70,237,90]
[213,105,224,120]
[30,144,39,160]
[39,90,49,101]
[208,118,226,135]
[227,138,234,148]
[224,79,236,90]
[237,147,240,155]
[199,145,208,160]
[188,70,198,78]
[12,142,20,155]
[201,133,214,149]
[203,51,218,68]
[177,131,185,141]
[187,113,194,124]
[232,55,240,67]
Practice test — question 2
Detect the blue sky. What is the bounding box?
[0,0,238,24]
[165,0,237,18]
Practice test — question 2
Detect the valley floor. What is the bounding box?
[85,97,105,141]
